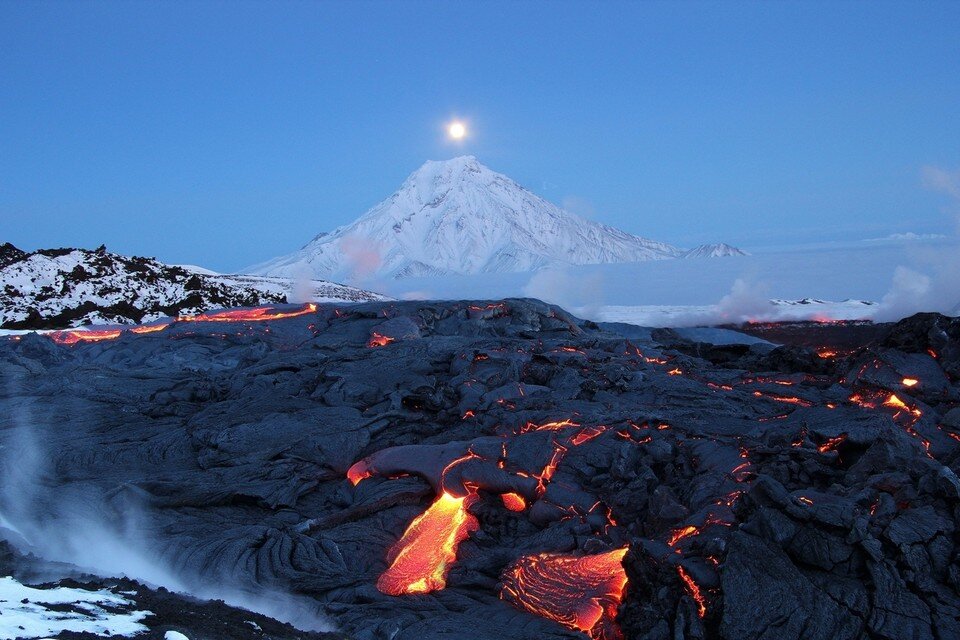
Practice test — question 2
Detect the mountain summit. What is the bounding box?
[249,156,743,280]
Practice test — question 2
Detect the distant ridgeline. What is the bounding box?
[0,243,385,329]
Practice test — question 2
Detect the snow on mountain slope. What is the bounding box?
[681,243,749,258]
[249,156,742,281]
[0,243,387,329]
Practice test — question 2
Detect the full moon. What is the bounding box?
[448,121,466,139]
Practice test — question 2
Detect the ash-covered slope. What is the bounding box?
[249,157,743,280]
[2,301,959,639]
[0,243,386,329]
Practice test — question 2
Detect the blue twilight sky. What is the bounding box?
[1,1,959,272]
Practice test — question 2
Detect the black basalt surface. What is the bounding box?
[0,299,958,640]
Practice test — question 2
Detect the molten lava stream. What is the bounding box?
[677,566,708,618]
[179,302,317,323]
[500,548,628,640]
[377,492,478,596]
[501,492,527,512]
[49,329,123,345]
[128,323,168,335]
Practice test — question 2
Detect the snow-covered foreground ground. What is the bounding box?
[380,238,960,326]
[0,576,150,639]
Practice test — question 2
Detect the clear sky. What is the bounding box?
[1,1,959,272]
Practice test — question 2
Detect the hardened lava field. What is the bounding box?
[1,300,959,640]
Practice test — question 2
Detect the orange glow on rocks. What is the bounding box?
[500,547,628,640]
[534,443,568,496]
[667,525,699,547]
[501,492,527,512]
[751,391,812,407]
[818,434,848,454]
[902,377,919,387]
[346,459,372,486]
[677,566,707,618]
[520,418,580,433]
[884,393,909,410]
[128,323,168,335]
[179,303,317,323]
[376,492,478,596]
[367,332,396,348]
[49,329,123,345]
[571,426,606,446]
[883,393,923,419]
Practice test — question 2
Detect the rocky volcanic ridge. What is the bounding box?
[1,300,958,640]
[0,243,386,330]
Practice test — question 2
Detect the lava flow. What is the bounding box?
[500,548,629,640]
[367,332,395,347]
[178,303,317,323]
[128,323,169,335]
[49,328,123,345]
[376,491,479,596]
[677,566,708,618]
[501,492,527,512]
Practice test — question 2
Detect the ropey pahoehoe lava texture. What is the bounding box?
[1,300,959,640]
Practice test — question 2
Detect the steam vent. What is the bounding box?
[3,299,960,639]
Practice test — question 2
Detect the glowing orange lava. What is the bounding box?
[346,459,372,486]
[128,323,168,334]
[368,332,395,347]
[49,329,123,345]
[818,434,847,454]
[520,418,580,433]
[751,391,812,407]
[500,548,628,640]
[884,393,909,410]
[571,426,606,446]
[376,492,478,596]
[677,566,707,618]
[667,525,699,547]
[501,492,527,512]
[179,303,317,323]
[902,378,918,387]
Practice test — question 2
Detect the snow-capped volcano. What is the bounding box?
[681,243,749,258]
[250,156,743,280]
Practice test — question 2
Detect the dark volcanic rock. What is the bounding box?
[0,303,958,640]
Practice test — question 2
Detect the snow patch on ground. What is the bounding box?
[0,576,150,639]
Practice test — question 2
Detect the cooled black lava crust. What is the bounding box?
[1,300,958,640]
